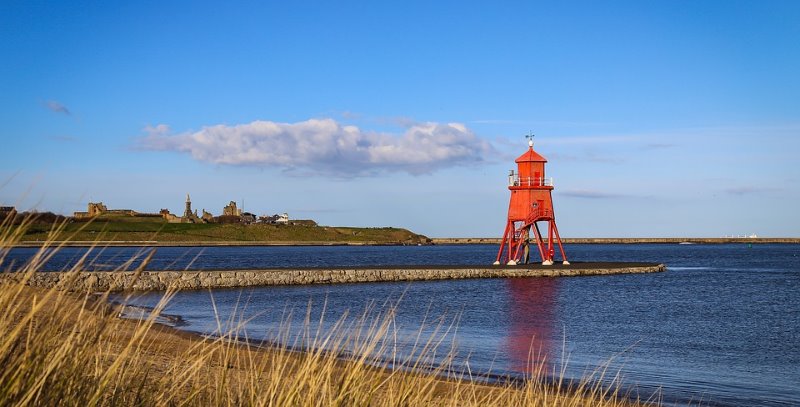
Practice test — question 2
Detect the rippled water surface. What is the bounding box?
[6,243,800,406]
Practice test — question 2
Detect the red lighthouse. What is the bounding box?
[495,135,569,266]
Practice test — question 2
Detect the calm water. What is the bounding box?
[5,244,800,406]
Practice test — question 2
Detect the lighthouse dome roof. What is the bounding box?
[515,147,548,163]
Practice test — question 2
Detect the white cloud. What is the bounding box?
[144,124,171,136]
[138,118,494,176]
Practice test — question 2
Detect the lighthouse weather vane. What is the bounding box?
[525,132,534,147]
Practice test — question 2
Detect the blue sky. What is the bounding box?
[1,1,799,237]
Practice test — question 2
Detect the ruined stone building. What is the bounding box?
[73,202,137,219]
[160,208,181,223]
[223,201,242,217]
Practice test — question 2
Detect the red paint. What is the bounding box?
[496,141,568,264]
[505,277,557,375]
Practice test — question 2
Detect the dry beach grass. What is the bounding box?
[0,215,660,406]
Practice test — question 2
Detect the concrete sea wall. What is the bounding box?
[6,263,665,292]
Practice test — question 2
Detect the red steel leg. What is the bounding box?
[551,220,569,263]
[547,220,554,259]
[531,222,546,262]
[495,221,511,264]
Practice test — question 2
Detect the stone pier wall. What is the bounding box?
[4,264,665,292]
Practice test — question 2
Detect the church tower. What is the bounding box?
[183,193,193,219]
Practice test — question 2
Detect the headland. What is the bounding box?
[11,221,430,246]
[2,200,431,246]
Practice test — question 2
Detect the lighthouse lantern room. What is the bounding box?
[495,135,569,266]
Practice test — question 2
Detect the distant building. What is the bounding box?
[201,209,214,223]
[160,208,181,223]
[259,212,290,224]
[89,202,108,216]
[183,194,193,219]
[240,212,257,224]
[181,194,201,223]
[276,212,289,224]
[223,201,242,217]
[74,202,106,218]
[73,202,136,219]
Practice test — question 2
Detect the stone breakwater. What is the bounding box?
[4,263,665,292]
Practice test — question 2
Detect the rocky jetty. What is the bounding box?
[5,263,666,292]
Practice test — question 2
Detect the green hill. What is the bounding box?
[17,217,430,245]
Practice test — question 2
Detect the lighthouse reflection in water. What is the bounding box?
[505,277,557,376]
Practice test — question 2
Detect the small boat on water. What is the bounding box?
[678,241,695,245]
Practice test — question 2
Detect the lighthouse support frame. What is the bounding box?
[495,218,569,265]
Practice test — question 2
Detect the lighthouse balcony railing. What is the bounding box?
[508,175,553,187]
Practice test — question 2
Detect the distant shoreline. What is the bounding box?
[10,237,800,247]
[430,237,800,244]
[12,240,415,247]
